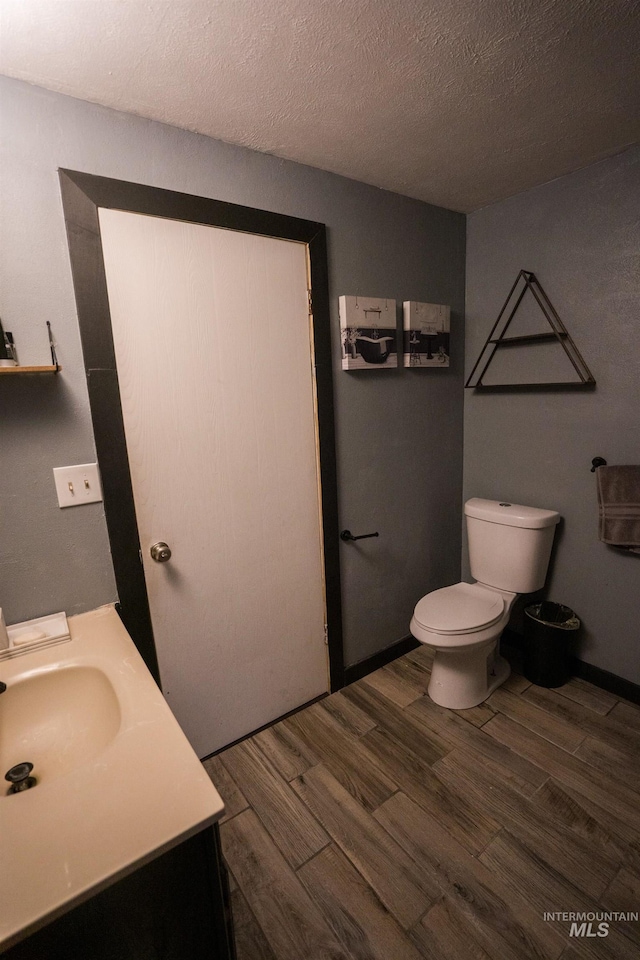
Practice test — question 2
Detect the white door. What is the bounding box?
[98,209,329,757]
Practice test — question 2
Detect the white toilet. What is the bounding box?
[410,498,560,709]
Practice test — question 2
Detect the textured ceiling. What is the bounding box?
[1,0,639,211]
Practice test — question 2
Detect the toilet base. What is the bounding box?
[427,640,510,709]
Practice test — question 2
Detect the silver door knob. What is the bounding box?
[150,542,172,563]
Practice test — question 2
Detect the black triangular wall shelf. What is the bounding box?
[465,270,596,390]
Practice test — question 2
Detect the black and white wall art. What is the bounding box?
[339,296,397,370]
[403,300,450,367]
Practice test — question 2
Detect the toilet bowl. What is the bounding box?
[410,582,515,708]
[410,499,560,709]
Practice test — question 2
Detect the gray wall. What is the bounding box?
[0,77,465,668]
[465,145,640,684]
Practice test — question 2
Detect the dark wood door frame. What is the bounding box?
[59,169,345,692]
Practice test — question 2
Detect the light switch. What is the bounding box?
[53,463,103,508]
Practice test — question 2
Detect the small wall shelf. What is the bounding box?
[0,365,60,375]
[487,332,568,346]
[466,270,595,390]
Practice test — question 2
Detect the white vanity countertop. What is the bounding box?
[0,605,225,950]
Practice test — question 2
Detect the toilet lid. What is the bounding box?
[413,582,505,635]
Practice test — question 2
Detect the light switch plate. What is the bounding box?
[53,463,103,508]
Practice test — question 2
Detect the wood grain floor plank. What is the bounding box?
[488,686,587,752]
[452,701,497,728]
[406,695,549,796]
[625,841,640,874]
[557,916,640,960]
[220,739,329,869]
[298,844,424,960]
[575,735,640,791]
[478,830,636,960]
[479,825,588,911]
[483,713,640,832]
[522,684,640,757]
[554,677,618,716]
[360,663,424,707]
[608,699,640,733]
[411,897,494,960]
[220,809,347,960]
[252,718,320,781]
[342,681,451,765]
[383,656,433,698]
[501,670,532,695]
[533,779,628,865]
[319,690,377,737]
[291,764,439,929]
[404,644,434,670]
[284,701,397,811]
[361,725,501,854]
[202,753,249,822]
[600,864,640,949]
[394,648,432,674]
[374,792,565,960]
[534,777,640,851]
[560,941,638,960]
[432,748,620,900]
[601,863,640,912]
[230,888,278,960]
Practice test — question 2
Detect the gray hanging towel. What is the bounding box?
[596,465,640,553]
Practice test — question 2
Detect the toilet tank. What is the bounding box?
[465,498,560,593]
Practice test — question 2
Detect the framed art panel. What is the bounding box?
[340,296,397,370]
[403,301,450,367]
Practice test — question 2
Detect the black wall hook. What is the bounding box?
[591,457,607,472]
[340,529,379,542]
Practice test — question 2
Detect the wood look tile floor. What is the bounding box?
[204,647,640,960]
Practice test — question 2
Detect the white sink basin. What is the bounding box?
[0,605,224,951]
[0,665,121,785]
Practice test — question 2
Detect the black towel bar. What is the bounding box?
[591,457,607,472]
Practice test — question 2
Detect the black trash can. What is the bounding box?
[523,601,580,687]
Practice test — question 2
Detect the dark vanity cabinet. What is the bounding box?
[2,825,235,960]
